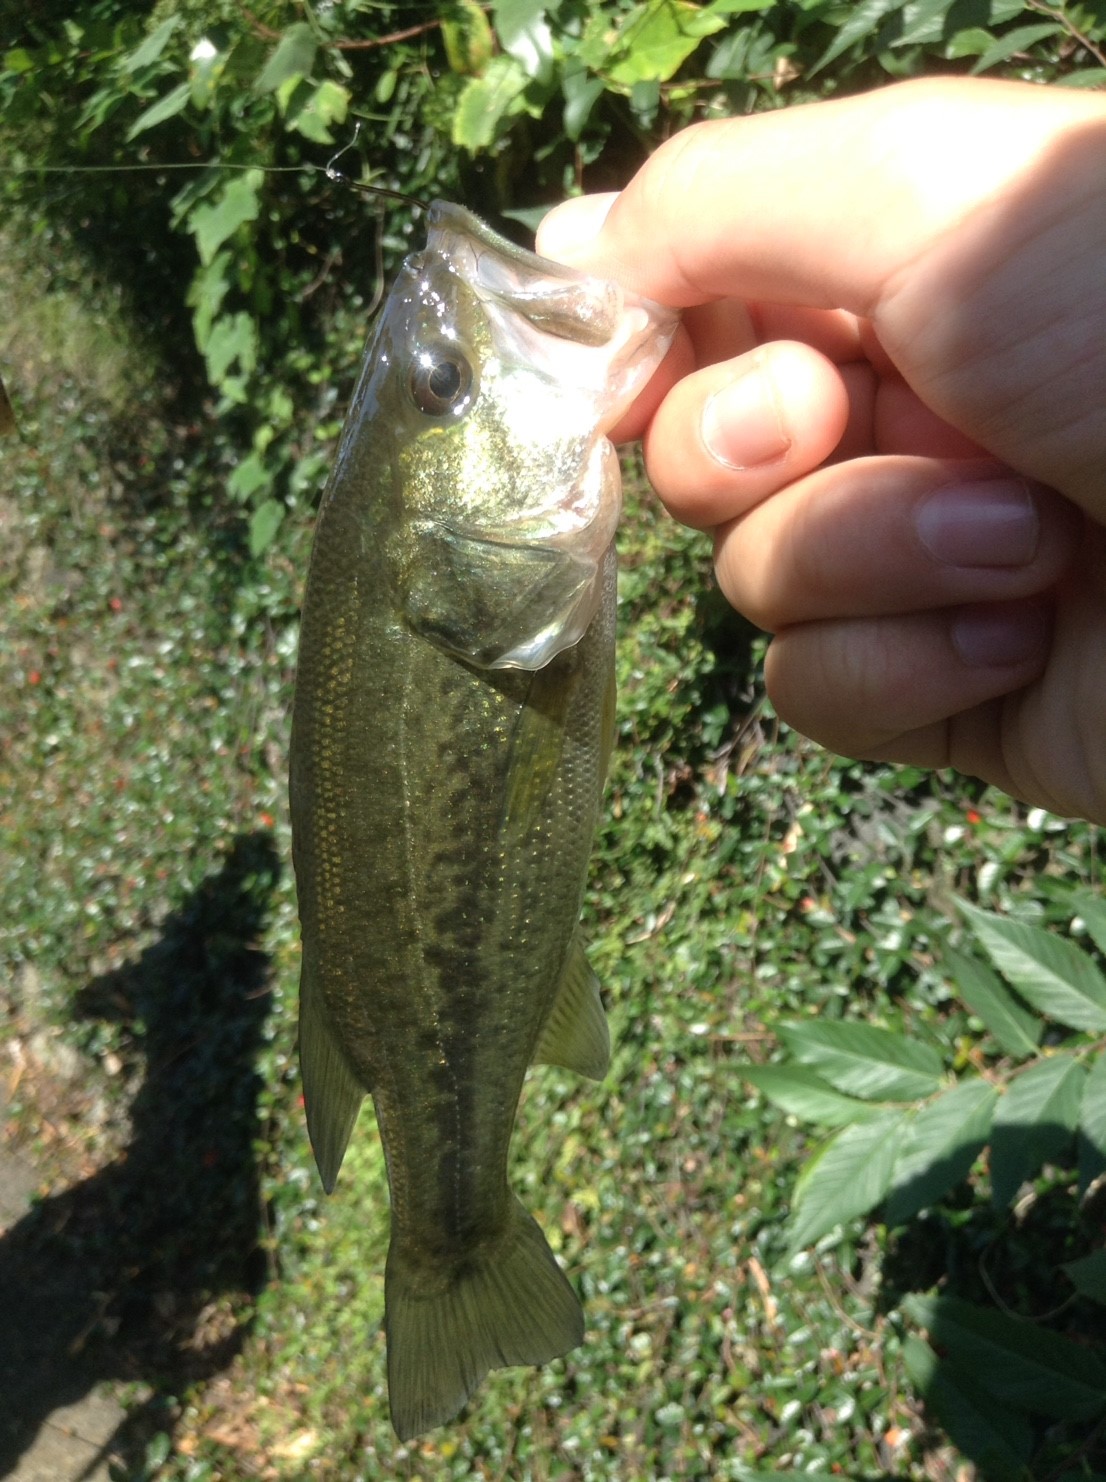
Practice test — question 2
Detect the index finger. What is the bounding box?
[536,77,1101,319]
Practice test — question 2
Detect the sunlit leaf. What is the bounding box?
[971,21,1063,73]
[812,0,908,73]
[1073,892,1106,961]
[741,1063,882,1126]
[189,171,263,266]
[604,0,728,87]
[452,56,529,150]
[990,1053,1085,1207]
[443,0,495,75]
[120,15,181,73]
[945,944,1040,1057]
[902,1334,1033,1481]
[788,1112,907,1251]
[904,1293,1106,1420]
[885,1078,997,1224]
[249,498,284,556]
[779,1020,944,1100]
[495,0,556,87]
[958,899,1106,1032]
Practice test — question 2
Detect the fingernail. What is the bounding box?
[952,602,1051,667]
[916,480,1039,567]
[701,364,791,470]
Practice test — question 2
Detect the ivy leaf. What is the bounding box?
[778,1020,944,1101]
[203,311,258,389]
[127,81,191,140]
[902,1334,1033,1481]
[740,1063,882,1127]
[885,1079,997,1224]
[945,944,1040,1058]
[958,899,1106,1032]
[990,1053,1085,1207]
[788,1112,907,1252]
[189,172,263,266]
[255,23,316,94]
[1078,1046,1106,1194]
[904,1293,1106,1420]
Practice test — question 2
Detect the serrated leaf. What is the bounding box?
[958,899,1106,1032]
[990,1054,1085,1207]
[255,23,316,94]
[904,1293,1106,1420]
[812,0,908,74]
[451,56,529,151]
[249,499,284,556]
[970,21,1062,73]
[189,171,263,266]
[1062,1250,1106,1307]
[127,80,191,140]
[741,1064,882,1126]
[779,1020,944,1101]
[120,15,180,73]
[1073,892,1106,961]
[945,944,1041,1058]
[902,1335,1033,1480]
[1078,1047,1106,1194]
[788,1113,907,1252]
[885,1079,997,1224]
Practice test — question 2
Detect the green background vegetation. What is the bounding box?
[2,2,1106,1478]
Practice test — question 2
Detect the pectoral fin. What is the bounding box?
[299,964,365,1193]
[533,934,610,1081]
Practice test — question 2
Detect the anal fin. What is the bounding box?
[533,933,610,1081]
[299,966,365,1193]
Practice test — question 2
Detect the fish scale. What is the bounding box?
[290,202,676,1439]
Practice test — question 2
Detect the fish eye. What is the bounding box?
[409,347,474,417]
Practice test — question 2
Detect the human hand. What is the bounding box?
[537,78,1106,824]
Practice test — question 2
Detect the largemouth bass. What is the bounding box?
[289,202,676,1440]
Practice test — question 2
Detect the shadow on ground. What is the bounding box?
[0,831,281,1475]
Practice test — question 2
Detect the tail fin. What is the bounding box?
[385,1198,583,1441]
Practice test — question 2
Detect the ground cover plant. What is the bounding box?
[2,3,1106,1479]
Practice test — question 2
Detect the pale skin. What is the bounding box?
[536,78,1106,826]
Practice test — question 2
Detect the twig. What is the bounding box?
[1026,0,1106,68]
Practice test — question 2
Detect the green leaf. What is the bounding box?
[990,1053,1085,1207]
[605,0,728,87]
[885,1079,997,1224]
[945,944,1041,1058]
[741,1064,882,1126]
[788,1112,907,1251]
[903,1293,1106,1420]
[255,23,316,94]
[778,1020,944,1101]
[812,0,907,74]
[902,1335,1033,1481]
[187,251,232,352]
[893,0,957,47]
[443,0,496,75]
[1063,1250,1106,1307]
[561,62,605,140]
[495,0,556,87]
[204,311,258,387]
[703,0,774,13]
[249,499,284,557]
[451,56,529,151]
[120,15,181,74]
[1073,891,1106,961]
[288,79,350,144]
[126,81,191,140]
[970,22,1063,73]
[1078,1046,1106,1194]
[189,172,263,266]
[958,899,1106,1032]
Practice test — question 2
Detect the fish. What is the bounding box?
[288,201,676,1440]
